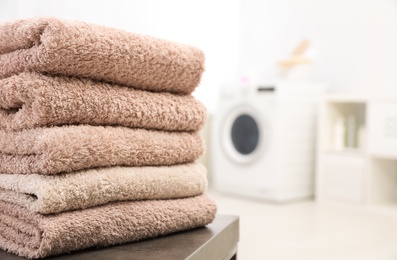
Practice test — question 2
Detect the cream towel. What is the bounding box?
[0,194,217,259]
[0,163,207,214]
[0,17,205,94]
[0,125,203,175]
[0,73,206,131]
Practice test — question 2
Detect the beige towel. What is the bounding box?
[0,17,205,94]
[0,125,203,175]
[0,194,217,259]
[0,73,206,131]
[0,163,207,214]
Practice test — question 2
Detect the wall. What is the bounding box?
[0,0,240,113]
[239,0,397,92]
[2,0,397,110]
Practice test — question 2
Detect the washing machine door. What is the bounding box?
[221,104,268,164]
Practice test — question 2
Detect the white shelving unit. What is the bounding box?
[316,94,397,214]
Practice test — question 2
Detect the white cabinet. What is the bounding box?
[368,102,397,157]
[317,95,397,212]
[323,153,366,204]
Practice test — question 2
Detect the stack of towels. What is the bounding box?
[0,18,216,259]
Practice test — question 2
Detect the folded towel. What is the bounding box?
[0,125,203,175]
[0,163,207,214]
[0,73,206,131]
[0,194,216,259]
[0,18,205,94]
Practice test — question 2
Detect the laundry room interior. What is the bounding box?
[1,0,397,260]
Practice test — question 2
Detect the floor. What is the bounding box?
[208,190,397,260]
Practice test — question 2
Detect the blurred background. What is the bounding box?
[2,0,397,259]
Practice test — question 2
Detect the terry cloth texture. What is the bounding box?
[0,17,205,94]
[0,125,203,175]
[0,194,217,259]
[0,73,206,131]
[0,163,207,214]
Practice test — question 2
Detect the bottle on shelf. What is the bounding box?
[346,114,357,149]
[357,124,366,150]
[333,117,345,150]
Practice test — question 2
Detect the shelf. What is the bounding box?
[317,95,397,212]
[325,94,368,103]
[369,153,397,160]
[321,152,367,204]
[324,102,366,151]
[369,158,397,205]
[324,148,367,156]
[367,102,397,157]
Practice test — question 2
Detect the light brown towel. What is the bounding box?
[0,125,203,175]
[0,73,206,131]
[0,163,207,214]
[0,17,205,94]
[0,194,217,259]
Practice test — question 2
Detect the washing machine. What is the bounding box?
[211,81,324,201]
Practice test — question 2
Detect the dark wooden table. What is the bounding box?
[0,214,239,260]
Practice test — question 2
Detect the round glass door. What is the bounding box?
[221,104,267,164]
[231,114,260,155]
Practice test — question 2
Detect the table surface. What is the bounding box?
[0,214,239,260]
